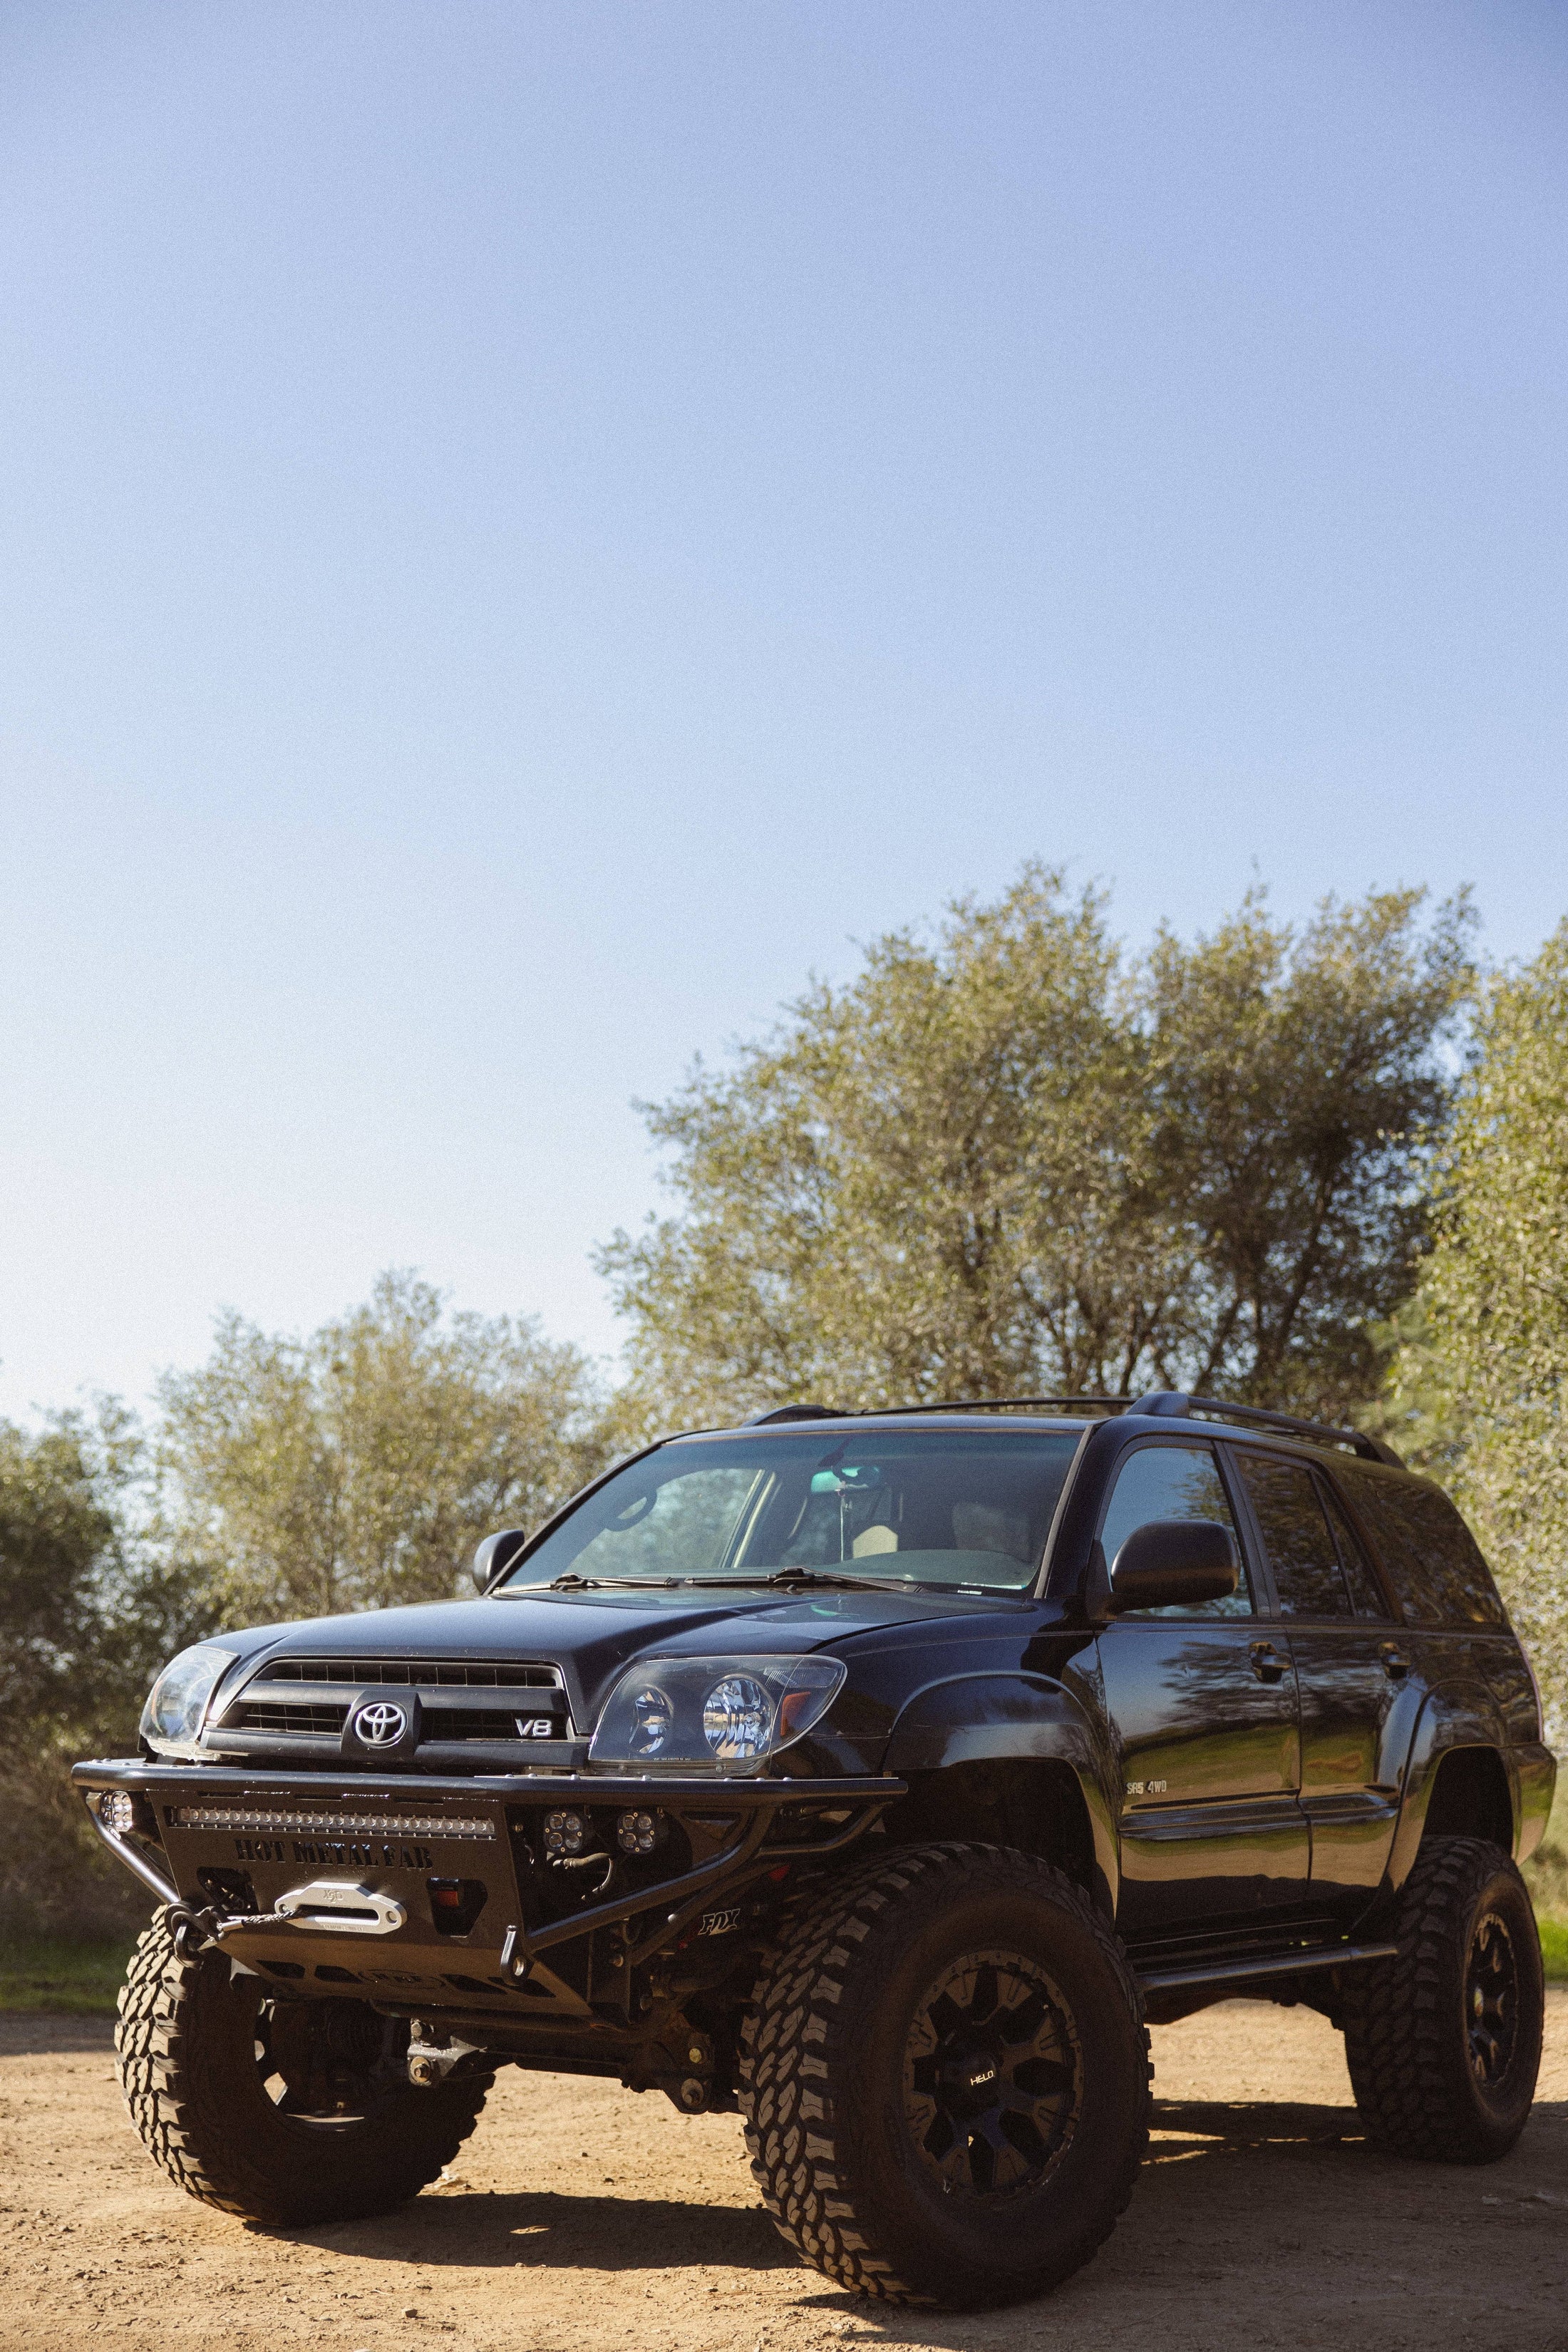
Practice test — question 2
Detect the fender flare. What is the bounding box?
[884,1672,1119,1917]
[1384,1676,1511,1894]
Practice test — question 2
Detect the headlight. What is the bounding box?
[138,1643,239,1759]
[588,1654,846,1775]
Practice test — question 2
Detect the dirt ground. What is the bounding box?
[0,1993,1563,2352]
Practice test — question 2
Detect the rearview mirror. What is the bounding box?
[810,1464,884,1492]
[472,1527,530,1593]
[1108,1518,1238,1614]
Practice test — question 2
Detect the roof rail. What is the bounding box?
[1128,1391,1403,1468]
[739,1403,845,1425]
[739,1397,1132,1425]
[865,1396,1134,1418]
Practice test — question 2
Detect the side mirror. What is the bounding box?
[472,1527,530,1593]
[1108,1518,1238,1614]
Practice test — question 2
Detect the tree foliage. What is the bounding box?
[0,1420,120,1732]
[599,866,1472,1428]
[0,1276,619,1933]
[154,1270,614,1624]
[1384,922,1568,1740]
[0,1408,212,1935]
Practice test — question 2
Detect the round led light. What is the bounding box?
[702,1673,773,1763]
[542,1808,590,1858]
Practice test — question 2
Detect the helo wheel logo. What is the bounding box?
[353,1701,408,1746]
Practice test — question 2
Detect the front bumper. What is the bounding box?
[72,1759,902,2019]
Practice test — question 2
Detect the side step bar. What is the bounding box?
[1138,1940,1399,1993]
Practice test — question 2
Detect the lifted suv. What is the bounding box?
[78,1391,1556,2310]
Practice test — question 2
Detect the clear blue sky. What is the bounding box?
[2,1,1566,1421]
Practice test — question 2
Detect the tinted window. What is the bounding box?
[1234,1453,1351,1617]
[1098,1443,1252,1617]
[1319,1482,1390,1619]
[1338,1467,1505,1627]
[505,1428,1080,1592]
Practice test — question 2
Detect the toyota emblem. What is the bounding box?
[353,1701,408,1747]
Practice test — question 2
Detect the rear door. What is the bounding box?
[1093,1438,1309,1939]
[1227,1445,1410,1924]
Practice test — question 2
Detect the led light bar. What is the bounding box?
[170,1805,496,1841]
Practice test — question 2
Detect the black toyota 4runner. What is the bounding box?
[76,1392,1556,2311]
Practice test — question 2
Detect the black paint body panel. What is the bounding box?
[77,1407,1557,2007]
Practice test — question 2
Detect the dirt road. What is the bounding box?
[1,1992,1563,2352]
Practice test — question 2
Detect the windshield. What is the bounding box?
[501,1427,1082,1594]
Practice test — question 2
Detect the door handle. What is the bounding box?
[1380,1644,1411,1679]
[1249,1641,1288,1683]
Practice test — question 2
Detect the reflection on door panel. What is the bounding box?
[1231,1447,1407,1917]
[1095,1440,1308,1936]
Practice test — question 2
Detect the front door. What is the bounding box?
[1228,1445,1412,1924]
[1094,1438,1309,1941]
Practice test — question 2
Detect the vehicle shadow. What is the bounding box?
[782,2093,1568,2348]
[267,2185,798,2274]
[272,2089,1567,2321]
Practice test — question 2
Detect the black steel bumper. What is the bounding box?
[72,1758,903,2018]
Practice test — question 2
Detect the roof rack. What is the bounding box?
[867,1396,1135,1418]
[741,1396,1132,1425]
[741,1392,1403,1466]
[1127,1391,1403,1468]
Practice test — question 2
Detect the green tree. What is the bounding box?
[155,1270,613,1624]
[1385,922,1568,1741]
[0,1420,120,1732]
[0,1406,205,1934]
[1143,885,1474,1416]
[599,866,1472,1428]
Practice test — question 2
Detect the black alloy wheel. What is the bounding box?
[1342,1835,1544,2165]
[255,1995,398,2122]
[903,1949,1081,2201]
[741,1842,1150,2309]
[116,1907,492,2222]
[1463,1910,1519,2090]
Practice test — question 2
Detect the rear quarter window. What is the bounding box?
[1337,1465,1505,1629]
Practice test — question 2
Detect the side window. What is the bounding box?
[1232,1451,1352,1618]
[1339,1466,1506,1628]
[1319,1480,1391,1619]
[1098,1443,1252,1617]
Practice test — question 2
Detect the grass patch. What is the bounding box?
[1526,1810,1566,1981]
[0,1939,135,2015]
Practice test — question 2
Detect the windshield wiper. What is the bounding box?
[502,1573,688,1593]
[506,1568,912,1595]
[688,1568,913,1593]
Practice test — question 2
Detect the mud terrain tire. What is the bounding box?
[1342,1835,1544,2164]
[739,1842,1150,2310]
[116,1909,492,2223]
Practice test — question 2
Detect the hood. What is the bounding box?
[230,1581,1018,1730]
